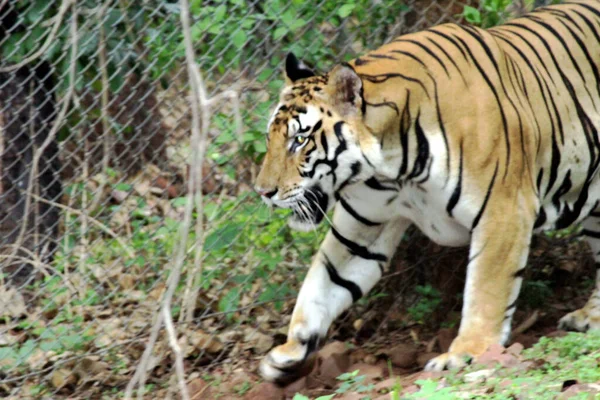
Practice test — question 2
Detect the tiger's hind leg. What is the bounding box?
[558,213,600,331]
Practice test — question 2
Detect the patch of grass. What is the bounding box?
[407,284,442,325]
[414,331,600,399]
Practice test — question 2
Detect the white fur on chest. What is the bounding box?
[342,179,470,247]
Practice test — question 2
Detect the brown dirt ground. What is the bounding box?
[191,230,597,399]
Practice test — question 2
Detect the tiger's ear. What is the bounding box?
[285,52,315,85]
[327,63,364,118]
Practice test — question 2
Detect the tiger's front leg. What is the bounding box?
[260,214,410,383]
[425,193,535,371]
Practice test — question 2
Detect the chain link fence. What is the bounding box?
[0,0,568,398]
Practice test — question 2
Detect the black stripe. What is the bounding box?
[582,229,600,239]
[534,207,547,229]
[365,100,399,115]
[446,139,463,217]
[505,299,518,312]
[472,161,499,230]
[369,53,397,61]
[428,28,469,60]
[513,268,525,278]
[339,197,381,226]
[331,227,388,262]
[425,37,467,84]
[322,253,363,302]
[407,112,430,179]
[364,177,398,192]
[432,82,450,180]
[552,171,572,211]
[359,73,429,98]
[390,50,427,67]
[335,162,362,194]
[395,39,450,77]
[311,120,323,134]
[398,90,411,178]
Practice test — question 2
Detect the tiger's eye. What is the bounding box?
[295,136,306,144]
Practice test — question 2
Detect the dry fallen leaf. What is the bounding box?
[243,328,273,355]
[51,368,76,389]
[187,329,224,354]
[0,287,27,318]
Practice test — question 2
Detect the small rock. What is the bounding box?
[497,354,519,368]
[283,377,307,397]
[436,328,456,353]
[347,362,386,382]
[416,352,440,368]
[111,189,129,203]
[319,353,350,386]
[319,341,349,359]
[244,382,283,400]
[557,383,600,399]
[506,342,524,356]
[477,344,506,366]
[364,354,377,365]
[464,369,495,383]
[388,344,417,368]
[353,319,364,330]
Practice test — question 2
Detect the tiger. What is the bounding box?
[254,0,600,383]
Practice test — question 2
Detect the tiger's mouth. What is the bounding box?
[287,185,329,231]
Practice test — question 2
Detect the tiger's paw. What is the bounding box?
[558,307,600,332]
[424,352,472,372]
[259,337,319,385]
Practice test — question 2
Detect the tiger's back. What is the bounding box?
[351,0,600,236]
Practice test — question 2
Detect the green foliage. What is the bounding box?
[520,280,552,308]
[335,370,374,395]
[462,1,513,28]
[407,284,442,324]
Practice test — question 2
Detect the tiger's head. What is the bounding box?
[255,53,383,231]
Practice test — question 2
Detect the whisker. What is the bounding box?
[305,188,335,228]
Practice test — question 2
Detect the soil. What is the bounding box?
[192,230,597,399]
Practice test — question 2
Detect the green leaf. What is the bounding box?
[462,6,481,25]
[292,395,310,400]
[214,5,227,21]
[231,30,247,50]
[338,4,355,18]
[218,287,240,315]
[273,26,288,40]
[204,224,242,251]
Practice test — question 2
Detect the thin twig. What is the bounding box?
[512,310,539,336]
[7,1,78,275]
[0,0,74,72]
[26,193,135,259]
[163,306,190,400]
[88,0,114,212]
[124,0,205,396]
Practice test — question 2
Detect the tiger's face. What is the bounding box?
[255,53,382,231]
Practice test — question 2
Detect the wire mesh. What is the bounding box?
[0,0,561,398]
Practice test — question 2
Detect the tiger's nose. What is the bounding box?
[256,187,277,198]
